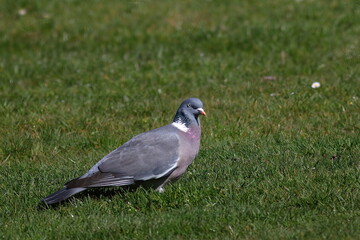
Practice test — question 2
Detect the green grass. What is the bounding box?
[1,0,359,239]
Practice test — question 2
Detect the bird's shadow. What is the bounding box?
[37,186,139,210]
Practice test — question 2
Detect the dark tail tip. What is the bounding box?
[42,187,86,205]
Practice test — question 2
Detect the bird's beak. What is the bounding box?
[197,108,206,116]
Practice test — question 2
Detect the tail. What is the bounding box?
[42,187,86,205]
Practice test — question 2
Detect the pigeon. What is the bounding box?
[42,98,206,205]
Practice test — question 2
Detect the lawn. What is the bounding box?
[0,0,359,239]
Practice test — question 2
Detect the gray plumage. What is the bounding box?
[42,98,206,205]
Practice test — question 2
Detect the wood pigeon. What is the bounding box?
[42,98,206,204]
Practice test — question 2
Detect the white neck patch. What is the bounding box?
[172,121,189,132]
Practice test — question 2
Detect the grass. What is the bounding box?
[0,0,359,239]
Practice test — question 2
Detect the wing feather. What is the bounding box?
[98,126,180,181]
[67,125,180,188]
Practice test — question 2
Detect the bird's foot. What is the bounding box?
[156,187,165,193]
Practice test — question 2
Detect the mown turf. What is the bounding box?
[0,0,359,239]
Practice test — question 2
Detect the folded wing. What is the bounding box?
[66,126,180,188]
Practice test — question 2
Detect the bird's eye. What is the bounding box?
[187,104,191,108]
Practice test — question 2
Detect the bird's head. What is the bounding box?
[173,98,206,127]
[179,98,206,117]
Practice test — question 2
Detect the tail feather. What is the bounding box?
[42,187,86,205]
